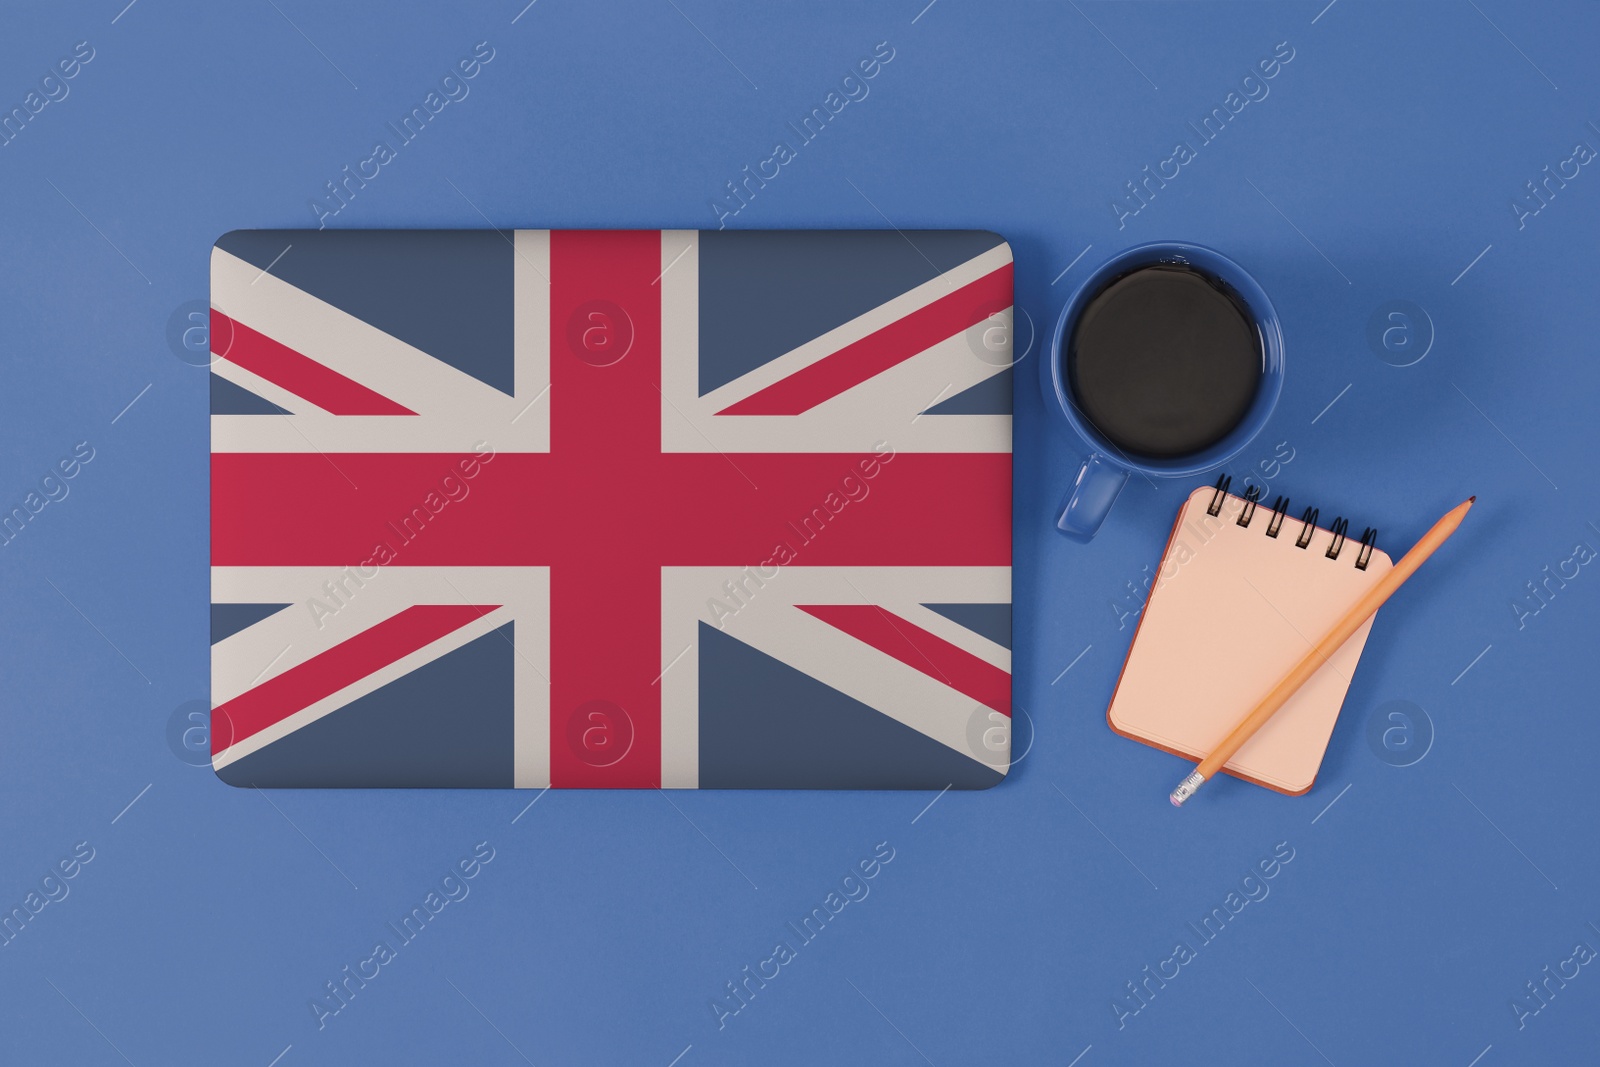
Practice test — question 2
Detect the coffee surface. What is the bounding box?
[1068,264,1261,459]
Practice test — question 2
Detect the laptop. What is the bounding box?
[209,228,1014,789]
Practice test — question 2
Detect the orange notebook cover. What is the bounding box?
[1107,484,1394,795]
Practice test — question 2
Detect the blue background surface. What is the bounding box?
[2,1,1597,1064]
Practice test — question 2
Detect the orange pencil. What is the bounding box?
[1171,496,1475,807]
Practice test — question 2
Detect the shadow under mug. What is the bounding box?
[1042,241,1286,541]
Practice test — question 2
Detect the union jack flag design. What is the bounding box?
[210,229,1013,788]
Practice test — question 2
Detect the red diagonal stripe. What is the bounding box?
[796,604,1011,715]
[211,310,417,416]
[716,262,1014,416]
[212,603,498,753]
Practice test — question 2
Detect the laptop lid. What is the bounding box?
[209,228,1013,789]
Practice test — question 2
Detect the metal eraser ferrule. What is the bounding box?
[1170,770,1206,807]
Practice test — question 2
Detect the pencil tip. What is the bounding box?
[1467,495,1476,504]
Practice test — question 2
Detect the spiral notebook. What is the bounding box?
[1107,481,1394,795]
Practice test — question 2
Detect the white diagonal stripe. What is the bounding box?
[212,605,514,769]
[208,356,311,416]
[660,566,1011,788]
[210,243,549,452]
[901,603,1010,671]
[210,567,549,784]
[660,236,1013,453]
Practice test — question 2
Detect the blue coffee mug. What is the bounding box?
[1042,242,1285,541]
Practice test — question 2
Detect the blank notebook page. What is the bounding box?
[1107,486,1394,795]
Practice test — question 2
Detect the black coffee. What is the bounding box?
[1068,264,1261,459]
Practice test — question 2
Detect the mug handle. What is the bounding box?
[1056,452,1130,542]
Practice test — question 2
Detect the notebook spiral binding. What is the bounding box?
[1208,474,1377,570]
